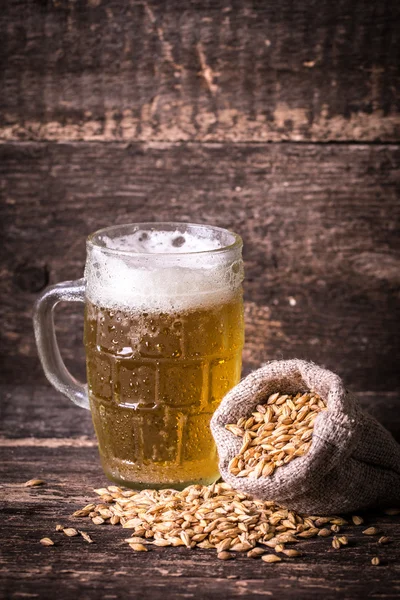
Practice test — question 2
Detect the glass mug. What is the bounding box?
[34,223,244,489]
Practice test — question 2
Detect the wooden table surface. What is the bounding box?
[1,384,400,600]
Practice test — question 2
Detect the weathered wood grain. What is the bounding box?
[0,0,399,142]
[1,142,399,391]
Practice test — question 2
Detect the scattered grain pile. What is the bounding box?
[225,391,326,478]
[31,478,398,564]
[75,482,346,554]
[62,481,394,566]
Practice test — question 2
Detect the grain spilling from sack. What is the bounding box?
[225,391,326,479]
[63,482,398,565]
[83,482,324,552]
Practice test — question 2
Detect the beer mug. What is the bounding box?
[34,223,244,489]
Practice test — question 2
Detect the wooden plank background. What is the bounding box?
[1,142,399,391]
[0,0,399,393]
[1,3,400,599]
[1,0,399,143]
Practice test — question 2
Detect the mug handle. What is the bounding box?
[33,278,89,410]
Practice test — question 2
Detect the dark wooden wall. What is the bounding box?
[1,0,399,393]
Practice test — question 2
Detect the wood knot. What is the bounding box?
[13,262,49,293]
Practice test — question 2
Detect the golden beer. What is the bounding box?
[82,223,244,488]
[85,294,243,488]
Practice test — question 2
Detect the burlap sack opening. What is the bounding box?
[211,359,400,514]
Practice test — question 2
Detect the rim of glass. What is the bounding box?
[87,222,242,257]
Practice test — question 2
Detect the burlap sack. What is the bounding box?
[211,359,400,514]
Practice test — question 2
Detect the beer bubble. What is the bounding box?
[172,235,185,248]
[231,261,241,274]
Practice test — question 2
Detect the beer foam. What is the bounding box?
[85,228,243,312]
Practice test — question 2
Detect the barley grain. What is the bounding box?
[216,539,232,553]
[63,528,79,537]
[218,551,234,560]
[262,554,282,563]
[332,537,341,549]
[25,479,46,487]
[40,537,54,546]
[283,549,302,557]
[378,536,391,544]
[317,528,331,537]
[247,548,266,558]
[362,527,379,536]
[79,531,94,544]
[130,543,148,552]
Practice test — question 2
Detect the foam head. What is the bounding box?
[85,223,243,312]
